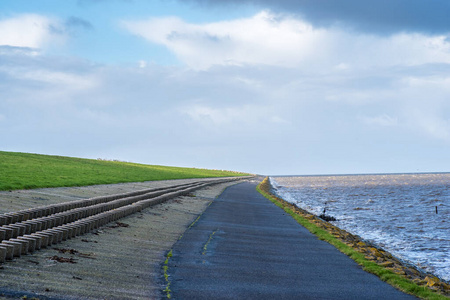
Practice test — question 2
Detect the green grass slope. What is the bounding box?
[0,151,248,191]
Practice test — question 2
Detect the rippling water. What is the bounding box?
[270,173,450,281]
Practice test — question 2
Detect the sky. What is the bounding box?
[1,0,450,175]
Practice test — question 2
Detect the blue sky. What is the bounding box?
[1,0,450,175]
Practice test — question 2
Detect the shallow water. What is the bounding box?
[270,173,450,281]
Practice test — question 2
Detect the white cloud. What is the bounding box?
[0,63,99,107]
[123,11,327,70]
[138,60,147,68]
[181,103,287,126]
[359,114,398,127]
[19,69,97,89]
[123,11,450,70]
[0,14,65,50]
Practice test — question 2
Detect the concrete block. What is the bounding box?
[15,224,26,236]
[134,203,144,212]
[91,219,99,229]
[22,222,32,235]
[60,205,68,213]
[59,225,71,238]
[31,233,50,248]
[61,213,70,223]
[3,227,14,240]
[86,221,94,232]
[23,234,41,250]
[56,214,65,224]
[78,210,86,218]
[34,221,43,232]
[33,209,43,218]
[0,246,6,263]
[17,236,36,253]
[75,223,85,234]
[61,214,70,224]
[72,211,80,220]
[86,207,93,216]
[65,224,79,237]
[8,225,19,238]
[74,224,83,235]
[11,214,19,224]
[70,212,77,222]
[62,213,70,223]
[99,216,109,226]
[43,208,50,216]
[46,229,63,243]
[0,229,5,241]
[16,213,25,222]
[45,218,55,228]
[28,221,38,233]
[4,214,13,225]
[10,238,29,255]
[42,230,58,244]
[83,221,92,233]
[44,218,55,229]
[1,243,14,260]
[35,219,46,231]
[20,211,30,222]
[58,215,66,226]
[26,210,36,219]
[2,241,22,257]
[83,222,92,233]
[52,216,62,227]
[48,206,56,215]
[54,204,61,212]
[43,232,54,246]
[66,226,76,238]
[59,228,69,240]
[52,205,59,213]
[36,220,48,231]
[39,231,55,246]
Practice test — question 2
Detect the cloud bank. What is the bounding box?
[180,0,450,34]
[1,10,450,174]
[123,11,450,70]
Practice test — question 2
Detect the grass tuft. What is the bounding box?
[163,250,173,299]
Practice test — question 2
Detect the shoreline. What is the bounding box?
[269,174,450,284]
[258,177,450,298]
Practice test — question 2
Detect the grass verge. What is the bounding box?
[257,177,449,300]
[0,151,249,191]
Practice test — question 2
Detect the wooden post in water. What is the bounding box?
[436,206,438,214]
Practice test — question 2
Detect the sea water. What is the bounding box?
[270,173,450,281]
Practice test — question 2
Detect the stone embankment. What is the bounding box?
[259,177,450,297]
[0,177,240,264]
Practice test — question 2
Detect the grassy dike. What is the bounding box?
[256,177,449,300]
[0,151,248,191]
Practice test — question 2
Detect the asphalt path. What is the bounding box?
[167,180,417,299]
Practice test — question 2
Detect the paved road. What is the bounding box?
[167,180,417,299]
